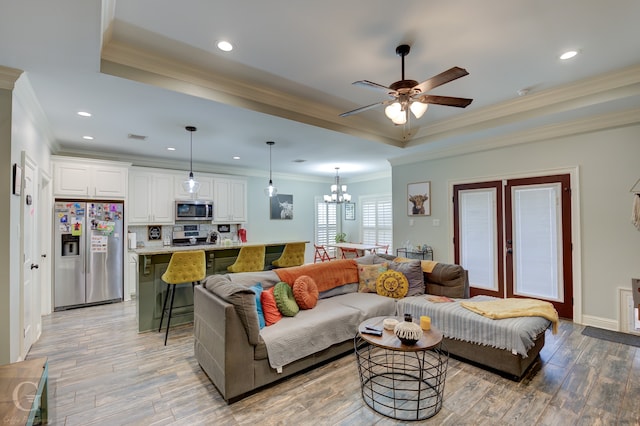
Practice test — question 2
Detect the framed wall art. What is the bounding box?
[407,181,431,216]
[270,194,293,220]
[345,202,355,220]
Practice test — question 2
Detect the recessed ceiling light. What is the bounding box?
[82,136,94,140]
[232,156,240,160]
[167,147,176,151]
[217,40,233,52]
[77,111,92,117]
[560,50,578,60]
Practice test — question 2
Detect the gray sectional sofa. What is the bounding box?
[193,255,547,403]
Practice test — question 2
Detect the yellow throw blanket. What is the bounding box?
[461,298,559,334]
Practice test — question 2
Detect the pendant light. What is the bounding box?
[264,141,277,197]
[323,167,351,203]
[182,126,200,194]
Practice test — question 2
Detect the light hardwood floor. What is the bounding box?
[26,300,639,425]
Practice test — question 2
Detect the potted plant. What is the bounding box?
[335,232,347,243]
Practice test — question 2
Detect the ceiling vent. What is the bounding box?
[127,133,148,141]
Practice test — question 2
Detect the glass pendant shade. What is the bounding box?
[264,141,278,197]
[182,126,200,194]
[410,101,428,118]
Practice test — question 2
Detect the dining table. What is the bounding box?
[328,242,386,257]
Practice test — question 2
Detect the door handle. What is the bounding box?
[30,263,39,270]
[506,248,513,254]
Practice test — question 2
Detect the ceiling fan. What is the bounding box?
[340,44,473,125]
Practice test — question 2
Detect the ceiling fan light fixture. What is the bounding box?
[182,125,200,194]
[410,101,428,118]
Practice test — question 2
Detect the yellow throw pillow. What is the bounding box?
[376,270,409,299]
[357,263,388,293]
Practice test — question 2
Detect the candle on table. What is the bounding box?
[420,315,431,331]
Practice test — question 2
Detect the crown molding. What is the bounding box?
[406,64,640,147]
[390,107,640,166]
[0,65,23,90]
[100,41,403,148]
[12,73,57,150]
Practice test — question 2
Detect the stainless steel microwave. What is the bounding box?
[175,200,213,221]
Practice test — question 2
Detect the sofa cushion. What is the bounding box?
[357,263,388,293]
[274,259,359,292]
[425,263,468,298]
[273,282,300,317]
[250,283,266,329]
[261,287,283,326]
[203,274,261,345]
[293,275,319,309]
[225,270,280,289]
[318,283,358,300]
[376,270,409,299]
[388,259,425,296]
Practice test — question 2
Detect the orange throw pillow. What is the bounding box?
[293,275,319,309]
[260,286,283,326]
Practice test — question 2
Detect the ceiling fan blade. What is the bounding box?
[339,101,386,117]
[414,67,469,93]
[415,94,473,108]
[353,80,394,94]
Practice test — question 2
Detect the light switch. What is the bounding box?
[409,219,414,226]
[433,219,440,227]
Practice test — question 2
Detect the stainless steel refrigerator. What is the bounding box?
[54,200,124,310]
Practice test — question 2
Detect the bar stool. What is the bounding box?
[272,242,306,268]
[159,250,206,345]
[227,245,266,272]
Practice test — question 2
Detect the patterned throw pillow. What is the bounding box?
[273,281,300,317]
[358,263,388,293]
[260,286,283,326]
[293,275,319,309]
[376,270,409,299]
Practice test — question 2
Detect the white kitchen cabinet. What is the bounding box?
[174,174,214,200]
[53,157,129,199]
[128,169,174,224]
[213,177,247,223]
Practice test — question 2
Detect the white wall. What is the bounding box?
[244,175,329,263]
[1,73,53,363]
[392,124,640,328]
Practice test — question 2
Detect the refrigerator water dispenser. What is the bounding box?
[62,234,80,256]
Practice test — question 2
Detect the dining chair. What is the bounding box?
[313,244,335,263]
[340,247,360,259]
[372,244,389,255]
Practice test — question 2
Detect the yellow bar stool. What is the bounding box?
[227,245,266,273]
[271,242,306,268]
[159,250,206,345]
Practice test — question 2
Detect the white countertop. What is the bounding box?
[133,240,308,256]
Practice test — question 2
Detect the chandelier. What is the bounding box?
[182,126,200,194]
[323,167,351,203]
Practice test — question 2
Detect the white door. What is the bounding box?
[21,155,39,355]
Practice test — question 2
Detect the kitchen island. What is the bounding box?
[134,241,307,332]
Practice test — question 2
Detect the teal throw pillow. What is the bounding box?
[273,281,299,317]
[250,283,266,329]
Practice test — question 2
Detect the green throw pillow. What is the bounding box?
[273,281,300,317]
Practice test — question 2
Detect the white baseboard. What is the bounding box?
[580,314,618,331]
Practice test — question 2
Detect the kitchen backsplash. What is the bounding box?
[128,224,239,249]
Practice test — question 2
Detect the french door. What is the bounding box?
[454,174,573,318]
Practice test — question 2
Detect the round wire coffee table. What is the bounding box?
[354,316,448,421]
